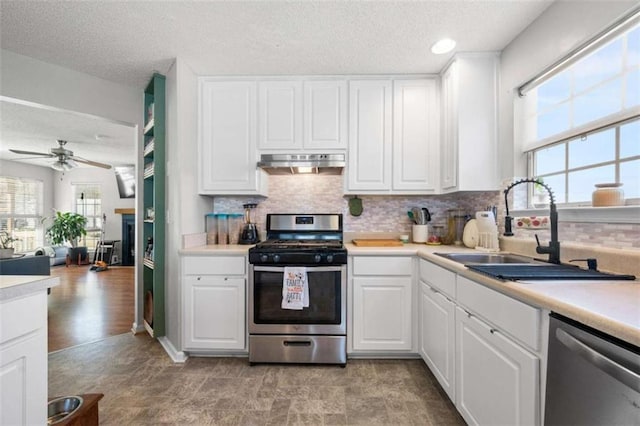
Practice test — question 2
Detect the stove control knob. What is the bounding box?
[273,254,281,263]
[260,254,268,263]
[326,254,334,263]
[314,254,322,263]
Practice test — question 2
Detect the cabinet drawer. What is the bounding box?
[419,259,456,298]
[457,276,540,351]
[352,256,412,276]
[1,292,46,345]
[183,256,246,276]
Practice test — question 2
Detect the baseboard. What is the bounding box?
[131,322,145,334]
[158,336,188,363]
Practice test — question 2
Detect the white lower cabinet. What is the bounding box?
[182,256,246,351]
[0,292,48,426]
[419,281,456,401]
[418,258,541,425]
[352,276,413,351]
[350,256,413,352]
[455,307,539,426]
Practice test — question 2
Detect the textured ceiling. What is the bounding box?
[0,100,135,168]
[0,1,553,169]
[0,1,554,89]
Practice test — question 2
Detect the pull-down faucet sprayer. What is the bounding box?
[503,178,560,264]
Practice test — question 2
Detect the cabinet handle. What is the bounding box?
[197,276,201,281]
[224,277,228,281]
[490,328,497,334]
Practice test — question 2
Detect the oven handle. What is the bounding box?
[252,266,345,272]
[556,328,640,392]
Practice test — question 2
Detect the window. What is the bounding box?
[73,184,102,250]
[0,176,44,252]
[520,18,640,207]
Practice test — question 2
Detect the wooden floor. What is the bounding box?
[47,264,135,353]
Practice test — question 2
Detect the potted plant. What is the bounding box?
[44,211,88,264]
[0,231,19,259]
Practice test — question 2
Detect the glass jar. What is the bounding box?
[217,214,228,245]
[205,213,217,245]
[228,213,243,244]
[592,183,624,207]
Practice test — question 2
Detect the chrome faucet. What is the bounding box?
[503,178,560,264]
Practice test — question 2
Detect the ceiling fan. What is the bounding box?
[9,139,112,171]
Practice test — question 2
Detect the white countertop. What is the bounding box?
[0,275,60,301]
[177,242,639,346]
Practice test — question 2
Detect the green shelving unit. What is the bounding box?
[142,73,165,338]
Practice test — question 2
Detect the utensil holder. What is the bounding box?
[412,225,428,243]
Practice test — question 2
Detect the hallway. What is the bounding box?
[47,265,135,352]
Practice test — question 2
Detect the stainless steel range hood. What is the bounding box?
[258,153,345,175]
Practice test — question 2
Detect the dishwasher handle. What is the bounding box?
[556,328,640,393]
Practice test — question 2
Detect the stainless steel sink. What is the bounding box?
[435,252,539,265]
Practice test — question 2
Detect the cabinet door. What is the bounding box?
[393,79,438,192]
[455,307,539,426]
[199,80,264,194]
[440,63,458,191]
[352,276,412,351]
[304,80,347,150]
[347,80,392,191]
[183,276,246,350]
[419,281,455,401]
[258,81,303,150]
[0,293,47,426]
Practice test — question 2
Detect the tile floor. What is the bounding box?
[48,333,465,425]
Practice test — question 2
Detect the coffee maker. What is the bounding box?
[239,203,259,244]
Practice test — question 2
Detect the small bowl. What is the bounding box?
[48,396,83,425]
[399,234,410,243]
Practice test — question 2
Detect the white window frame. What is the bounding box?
[513,10,640,224]
[72,183,102,250]
[0,176,44,253]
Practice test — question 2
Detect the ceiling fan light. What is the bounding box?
[66,159,78,168]
[51,162,65,172]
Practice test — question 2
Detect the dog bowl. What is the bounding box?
[47,396,83,425]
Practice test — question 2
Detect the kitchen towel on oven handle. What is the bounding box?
[282,266,309,310]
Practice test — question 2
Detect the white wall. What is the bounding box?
[1,49,140,124]
[53,167,135,242]
[498,1,638,180]
[165,57,210,351]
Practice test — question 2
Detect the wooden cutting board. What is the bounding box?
[352,239,404,247]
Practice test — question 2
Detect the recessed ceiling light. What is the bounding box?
[431,38,456,55]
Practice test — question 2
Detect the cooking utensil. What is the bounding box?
[412,208,423,224]
[422,208,431,222]
[407,211,417,224]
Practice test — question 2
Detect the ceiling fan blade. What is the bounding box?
[9,149,55,157]
[70,156,112,169]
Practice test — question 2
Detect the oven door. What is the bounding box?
[249,265,346,335]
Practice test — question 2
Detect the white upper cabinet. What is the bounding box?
[304,81,348,150]
[347,80,393,191]
[257,79,347,151]
[441,53,499,192]
[346,78,438,194]
[198,79,267,195]
[393,79,438,192]
[258,81,303,150]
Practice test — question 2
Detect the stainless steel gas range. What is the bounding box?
[248,213,347,366]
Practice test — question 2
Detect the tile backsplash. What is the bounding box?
[212,175,498,235]
[211,174,639,250]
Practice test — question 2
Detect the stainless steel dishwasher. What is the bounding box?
[545,313,640,425]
